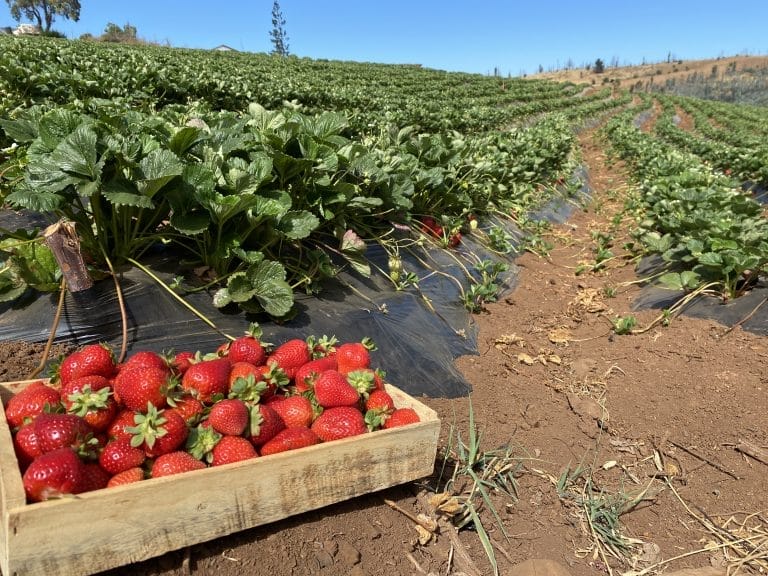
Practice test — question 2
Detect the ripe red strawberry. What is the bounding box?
[60,374,111,403]
[57,343,116,386]
[419,216,443,238]
[170,351,195,375]
[228,362,287,400]
[383,407,420,429]
[107,466,145,488]
[166,395,205,425]
[365,389,395,412]
[120,350,168,372]
[346,369,387,394]
[227,371,270,405]
[33,413,94,454]
[13,422,42,470]
[307,334,338,359]
[448,231,462,248]
[207,399,249,436]
[247,404,286,447]
[99,436,146,475]
[211,435,257,466]
[186,423,222,462]
[22,447,85,502]
[313,370,359,408]
[113,365,172,411]
[181,357,231,403]
[345,369,379,397]
[127,405,188,458]
[253,363,290,399]
[364,389,395,430]
[293,356,338,393]
[65,385,117,432]
[260,427,320,455]
[79,462,110,493]
[4,381,61,428]
[151,451,206,478]
[311,406,367,442]
[227,361,261,388]
[226,323,267,365]
[107,409,137,440]
[335,339,375,375]
[266,339,311,380]
[269,395,315,428]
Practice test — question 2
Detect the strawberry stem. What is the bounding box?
[127,257,234,342]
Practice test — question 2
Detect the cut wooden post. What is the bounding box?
[42,220,93,292]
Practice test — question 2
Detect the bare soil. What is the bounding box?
[532,54,768,91]
[2,125,767,576]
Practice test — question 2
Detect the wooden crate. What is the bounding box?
[0,379,440,576]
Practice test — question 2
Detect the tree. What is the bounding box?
[593,58,605,74]
[101,21,137,43]
[269,0,289,56]
[6,0,80,32]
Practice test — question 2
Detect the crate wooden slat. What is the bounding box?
[0,380,440,576]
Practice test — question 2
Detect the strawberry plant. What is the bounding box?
[462,259,509,312]
[0,231,60,302]
[605,103,768,301]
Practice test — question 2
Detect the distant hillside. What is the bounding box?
[532,55,768,106]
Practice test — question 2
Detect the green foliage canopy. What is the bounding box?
[6,0,80,32]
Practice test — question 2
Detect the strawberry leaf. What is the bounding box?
[138,149,183,198]
[50,124,101,181]
[279,210,320,240]
[217,259,293,317]
[169,126,206,156]
[102,177,156,209]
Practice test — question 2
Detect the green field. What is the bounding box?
[1,36,767,318]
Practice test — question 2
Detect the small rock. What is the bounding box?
[566,392,607,424]
[636,542,661,565]
[348,566,366,576]
[571,358,597,379]
[313,549,334,569]
[336,539,361,566]
[509,559,572,576]
[323,539,338,556]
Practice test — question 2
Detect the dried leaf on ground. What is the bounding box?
[548,327,573,344]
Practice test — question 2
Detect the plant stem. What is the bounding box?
[127,257,234,341]
[28,277,66,379]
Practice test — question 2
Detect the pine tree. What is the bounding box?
[593,58,605,74]
[269,0,289,56]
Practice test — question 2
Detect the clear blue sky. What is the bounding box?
[2,1,766,75]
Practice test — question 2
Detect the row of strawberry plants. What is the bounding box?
[678,95,768,138]
[652,96,768,186]
[0,99,577,317]
[0,36,586,136]
[605,104,768,299]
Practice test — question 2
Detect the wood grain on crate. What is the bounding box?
[0,379,440,576]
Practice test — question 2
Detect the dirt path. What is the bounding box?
[2,122,767,576]
[427,124,768,575]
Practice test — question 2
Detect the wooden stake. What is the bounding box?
[43,220,93,292]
